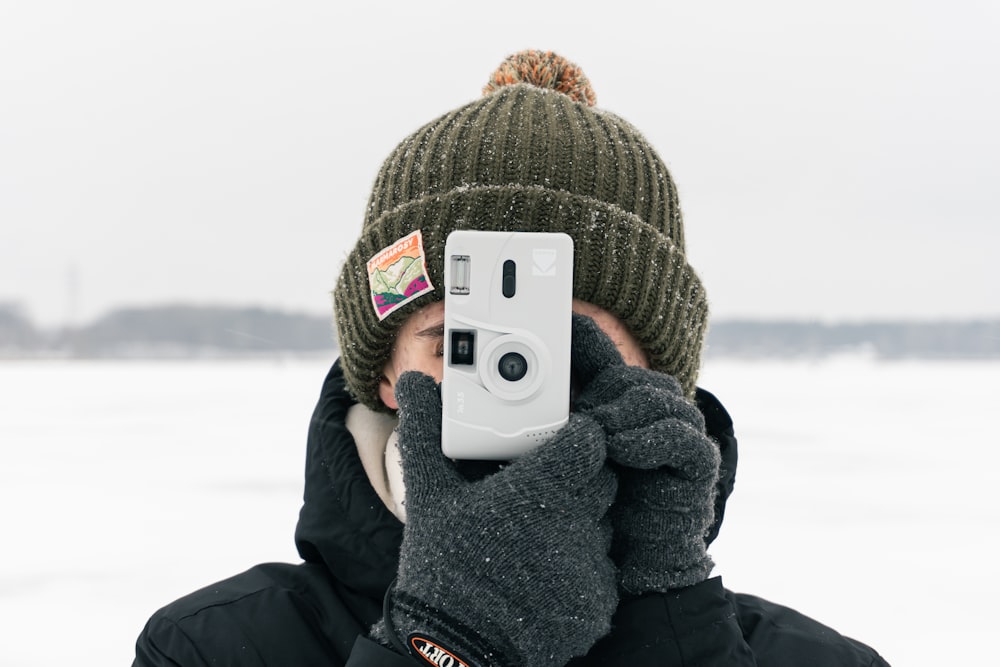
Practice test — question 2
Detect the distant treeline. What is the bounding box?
[2,303,999,360]
[705,320,1000,360]
[0,303,336,358]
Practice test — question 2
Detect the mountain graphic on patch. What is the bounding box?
[371,257,429,310]
[366,230,435,321]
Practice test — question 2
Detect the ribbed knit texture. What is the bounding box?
[334,52,708,411]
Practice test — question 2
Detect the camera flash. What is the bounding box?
[450,255,470,295]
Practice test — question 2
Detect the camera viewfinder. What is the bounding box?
[450,330,475,365]
[502,260,516,298]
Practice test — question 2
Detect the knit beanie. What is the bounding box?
[334,50,708,412]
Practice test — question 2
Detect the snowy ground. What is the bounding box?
[1,356,996,665]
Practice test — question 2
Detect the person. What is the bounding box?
[132,50,890,666]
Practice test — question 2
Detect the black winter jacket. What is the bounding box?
[133,360,889,666]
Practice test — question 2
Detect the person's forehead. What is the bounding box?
[399,301,445,338]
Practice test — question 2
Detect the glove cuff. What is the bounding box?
[378,586,519,667]
[618,551,715,594]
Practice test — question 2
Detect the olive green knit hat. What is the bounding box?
[334,50,708,411]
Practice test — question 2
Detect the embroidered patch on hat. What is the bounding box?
[409,634,475,667]
[367,230,435,321]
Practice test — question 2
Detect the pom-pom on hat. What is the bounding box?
[334,49,708,411]
[482,50,597,106]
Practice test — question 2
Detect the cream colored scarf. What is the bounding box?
[345,403,406,522]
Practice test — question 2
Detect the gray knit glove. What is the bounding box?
[378,371,619,667]
[571,314,721,594]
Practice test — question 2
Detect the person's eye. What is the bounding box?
[434,341,445,357]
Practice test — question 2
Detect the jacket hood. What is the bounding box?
[295,360,403,599]
[696,386,738,546]
[294,360,738,599]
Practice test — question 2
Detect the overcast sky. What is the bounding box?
[1,0,997,327]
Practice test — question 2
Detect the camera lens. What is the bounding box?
[498,351,528,382]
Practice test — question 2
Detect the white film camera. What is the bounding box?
[442,230,574,460]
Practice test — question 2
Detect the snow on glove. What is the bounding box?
[571,314,721,593]
[377,371,619,667]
